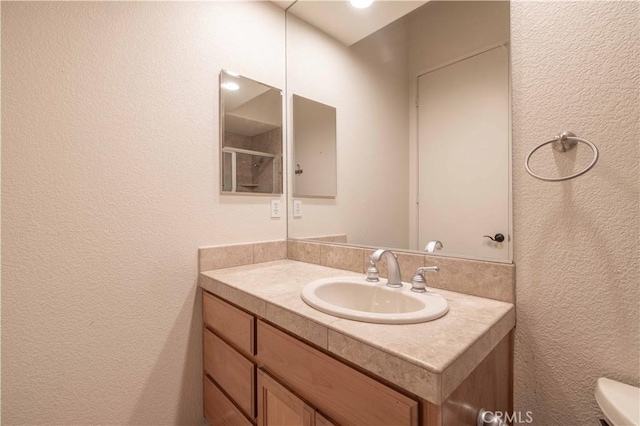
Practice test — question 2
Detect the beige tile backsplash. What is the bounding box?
[254,240,287,264]
[199,243,253,271]
[287,240,321,264]
[320,244,364,273]
[199,239,515,303]
[423,254,515,303]
[361,244,513,303]
[199,240,287,272]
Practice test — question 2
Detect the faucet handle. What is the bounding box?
[366,260,380,282]
[411,266,439,293]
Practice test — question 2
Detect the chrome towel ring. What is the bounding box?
[525,131,599,182]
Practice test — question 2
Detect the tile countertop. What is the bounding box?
[199,259,515,405]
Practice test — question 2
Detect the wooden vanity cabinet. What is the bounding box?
[203,329,255,418]
[202,289,512,426]
[257,369,316,426]
[204,374,253,426]
[315,412,337,426]
[256,319,419,426]
[202,291,414,426]
[203,292,258,425]
[203,290,255,356]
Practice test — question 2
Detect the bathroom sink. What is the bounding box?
[301,276,448,324]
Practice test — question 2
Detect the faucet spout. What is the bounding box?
[370,249,403,288]
[425,240,443,253]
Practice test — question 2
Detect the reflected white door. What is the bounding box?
[418,46,509,260]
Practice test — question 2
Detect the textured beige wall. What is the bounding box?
[511,1,639,424]
[1,2,284,424]
[0,2,3,422]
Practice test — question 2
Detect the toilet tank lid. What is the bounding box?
[595,378,640,426]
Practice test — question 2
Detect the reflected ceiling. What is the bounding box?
[279,0,428,46]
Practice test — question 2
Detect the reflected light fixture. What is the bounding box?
[221,82,239,91]
[350,0,373,8]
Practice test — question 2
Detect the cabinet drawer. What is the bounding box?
[257,320,418,426]
[204,328,256,419]
[204,375,253,426]
[203,291,255,355]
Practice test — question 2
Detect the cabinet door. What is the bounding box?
[315,412,336,426]
[257,370,315,426]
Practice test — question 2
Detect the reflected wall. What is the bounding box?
[286,1,511,261]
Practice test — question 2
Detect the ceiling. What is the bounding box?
[222,72,283,137]
[226,90,283,136]
[276,0,428,46]
[272,0,296,9]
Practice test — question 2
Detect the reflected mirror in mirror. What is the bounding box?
[286,1,511,261]
[293,95,337,198]
[220,70,283,194]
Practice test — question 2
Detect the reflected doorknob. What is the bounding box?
[483,233,505,243]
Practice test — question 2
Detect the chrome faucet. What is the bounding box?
[370,249,402,288]
[410,266,439,293]
[425,240,443,253]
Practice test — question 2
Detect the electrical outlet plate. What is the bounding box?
[293,200,302,218]
[271,199,282,218]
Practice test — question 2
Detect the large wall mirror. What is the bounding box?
[286,1,512,262]
[220,70,283,195]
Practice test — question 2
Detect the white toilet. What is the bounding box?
[595,378,640,426]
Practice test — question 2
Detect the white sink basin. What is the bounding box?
[301,276,448,324]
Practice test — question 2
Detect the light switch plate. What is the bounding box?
[293,200,302,218]
[271,199,282,218]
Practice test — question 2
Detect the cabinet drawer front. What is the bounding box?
[203,291,255,355]
[204,329,256,419]
[257,320,418,426]
[204,376,253,426]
